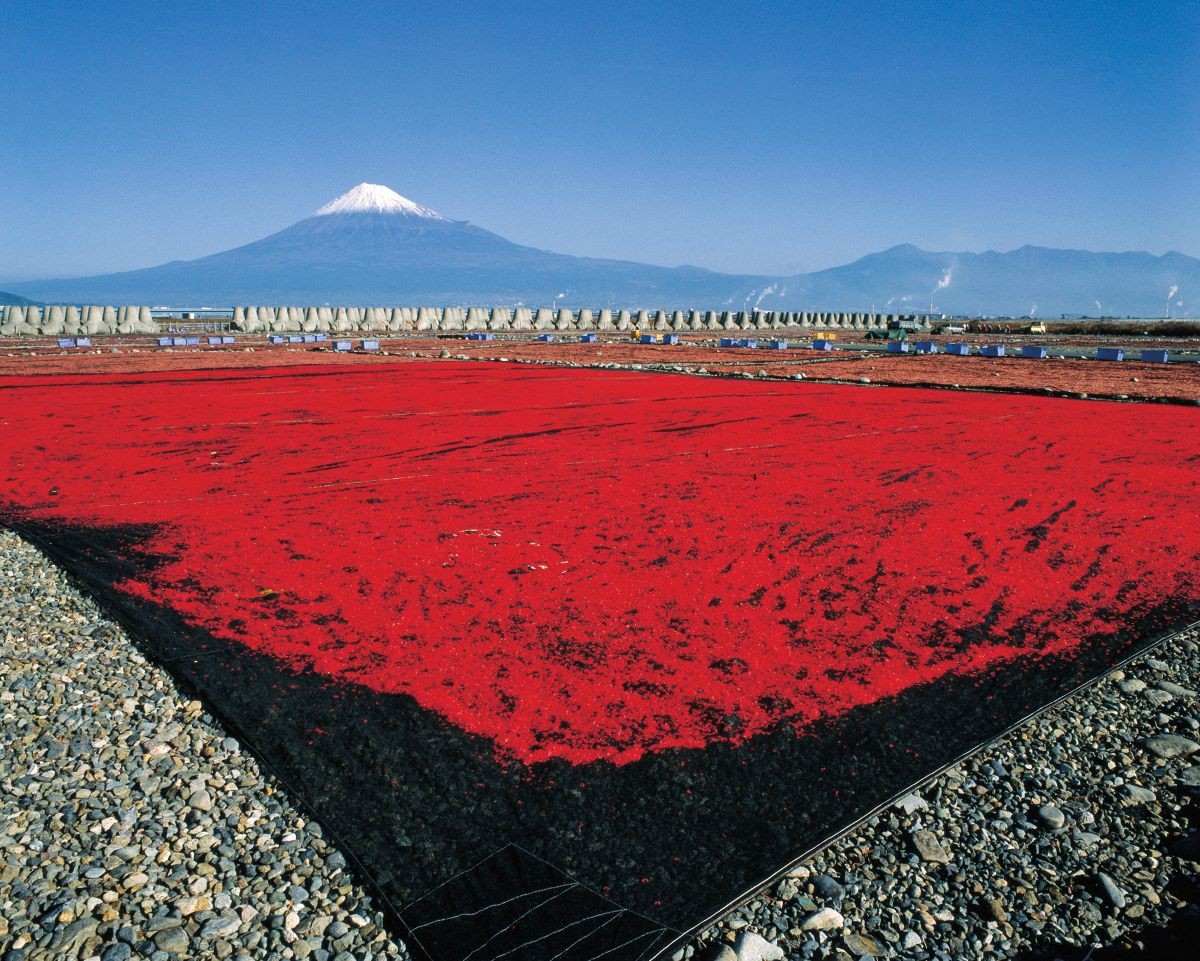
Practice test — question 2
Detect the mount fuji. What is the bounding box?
[6,183,1198,316]
[11,184,772,309]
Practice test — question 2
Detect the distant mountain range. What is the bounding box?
[0,290,39,307]
[4,184,1195,317]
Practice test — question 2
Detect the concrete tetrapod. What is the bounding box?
[82,306,108,335]
[40,305,66,336]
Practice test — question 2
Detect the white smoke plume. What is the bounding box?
[1029,304,1038,317]
[1168,284,1179,300]
[1094,300,1102,315]
[932,269,952,294]
[754,284,778,308]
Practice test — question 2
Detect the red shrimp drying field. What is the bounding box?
[2,360,1198,961]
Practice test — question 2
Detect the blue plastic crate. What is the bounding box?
[811,339,833,351]
[662,334,680,345]
[302,334,317,343]
[56,338,75,348]
[743,338,758,349]
[765,339,788,350]
[361,339,381,351]
[915,341,938,354]
[207,336,223,345]
[157,337,173,347]
[287,335,303,343]
[538,333,555,342]
[314,333,328,341]
[1097,347,1124,362]
[172,337,188,347]
[945,343,971,356]
[186,337,201,346]
[980,345,1005,358]
[719,337,734,348]
[1140,349,1169,364]
[268,335,284,345]
[333,340,353,352]
[76,337,92,347]
[579,333,597,343]
[887,340,910,353]
[1022,345,1048,359]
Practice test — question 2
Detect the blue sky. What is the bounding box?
[2,0,1197,280]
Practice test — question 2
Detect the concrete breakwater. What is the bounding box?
[0,304,158,336]
[1,304,922,336]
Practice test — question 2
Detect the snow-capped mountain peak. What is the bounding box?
[313,183,446,219]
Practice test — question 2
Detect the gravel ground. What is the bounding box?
[692,630,1200,961]
[2,528,1198,961]
[0,531,408,961]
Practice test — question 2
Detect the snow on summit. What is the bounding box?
[314,183,446,219]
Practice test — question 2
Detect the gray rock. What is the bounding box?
[801,907,845,931]
[893,792,928,814]
[1036,803,1066,829]
[1140,734,1199,758]
[731,931,784,961]
[1119,783,1157,805]
[152,926,190,954]
[187,788,213,812]
[911,829,952,863]
[198,915,241,939]
[1156,680,1196,698]
[1097,872,1126,908]
[843,930,885,957]
[811,874,845,906]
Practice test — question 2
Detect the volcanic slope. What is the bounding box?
[12,184,771,308]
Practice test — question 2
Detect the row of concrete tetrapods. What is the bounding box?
[1,305,158,336]
[225,306,917,333]
[0,303,921,336]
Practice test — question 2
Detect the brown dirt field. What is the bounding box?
[1,333,1197,404]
